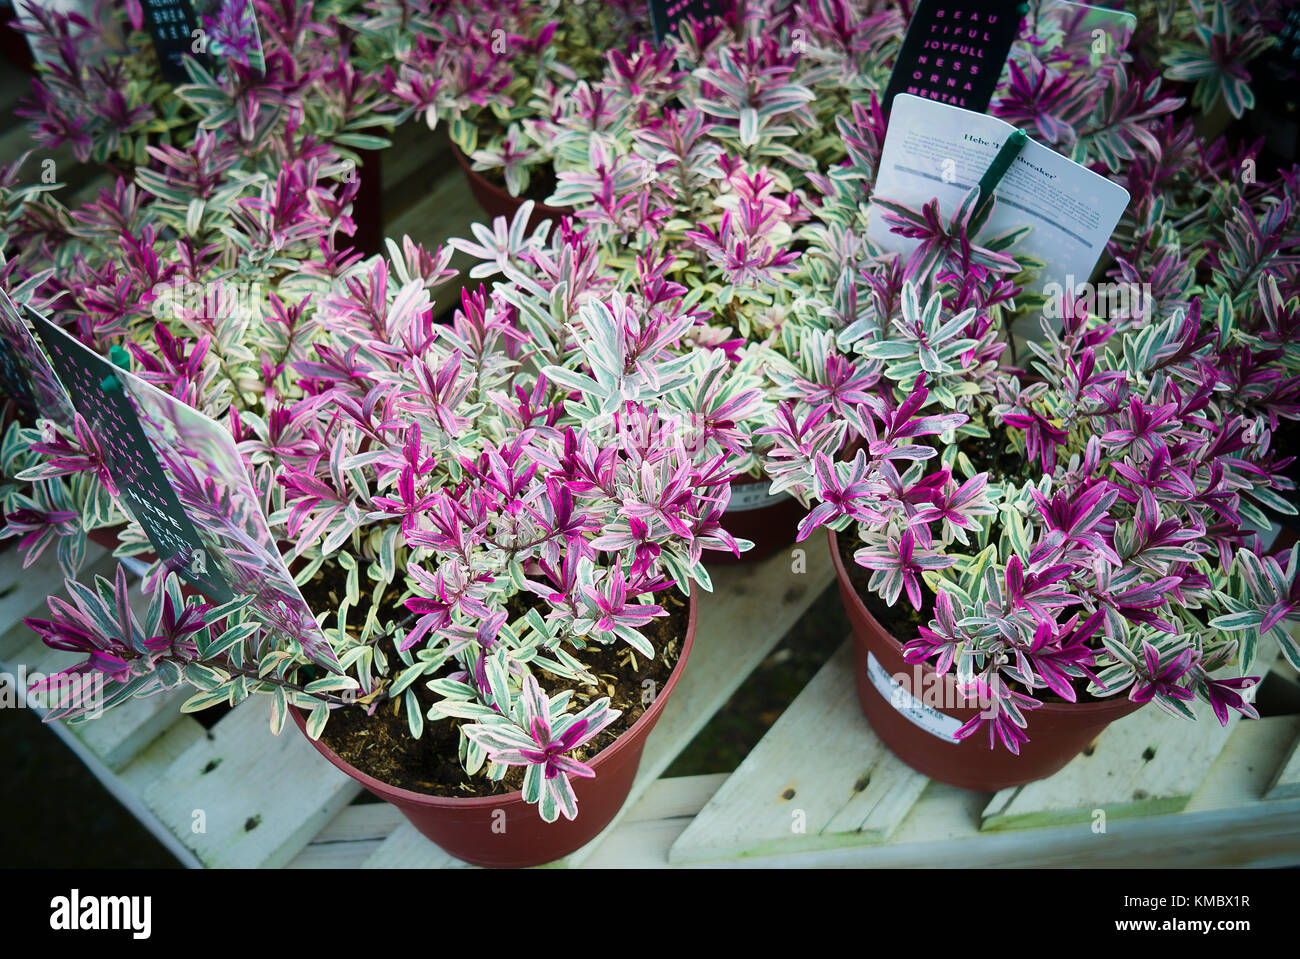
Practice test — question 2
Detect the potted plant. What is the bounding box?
[0,87,369,570]
[746,0,1300,784]
[761,142,1300,784]
[354,0,653,229]
[17,0,395,250]
[16,0,195,175]
[527,6,891,559]
[14,200,756,866]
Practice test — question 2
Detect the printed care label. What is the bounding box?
[726,479,794,513]
[119,362,339,670]
[24,309,339,670]
[29,311,235,603]
[866,651,963,743]
[882,0,1024,115]
[648,0,727,44]
[870,94,1130,295]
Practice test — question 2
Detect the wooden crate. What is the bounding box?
[663,634,1300,868]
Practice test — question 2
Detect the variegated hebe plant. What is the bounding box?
[355,0,652,201]
[6,0,1298,813]
[9,203,758,823]
[761,76,1300,752]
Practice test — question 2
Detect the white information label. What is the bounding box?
[726,480,793,513]
[866,651,963,743]
[869,95,1131,299]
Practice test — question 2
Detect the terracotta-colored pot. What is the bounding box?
[711,475,807,565]
[829,529,1143,791]
[292,585,697,867]
[450,143,570,234]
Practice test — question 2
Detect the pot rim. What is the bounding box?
[827,527,1137,717]
[448,140,571,218]
[291,582,698,808]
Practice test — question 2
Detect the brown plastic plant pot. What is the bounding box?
[291,584,697,868]
[450,142,571,234]
[829,529,1143,791]
[710,475,807,565]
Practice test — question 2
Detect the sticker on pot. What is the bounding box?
[866,651,963,743]
[725,479,794,513]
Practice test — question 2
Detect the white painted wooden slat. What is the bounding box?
[8,662,203,868]
[0,541,103,659]
[117,714,208,797]
[139,697,362,868]
[14,628,190,770]
[980,709,1241,831]
[70,689,190,771]
[286,804,407,869]
[3,561,191,771]
[360,545,834,868]
[360,821,464,868]
[291,776,728,870]
[607,718,1300,868]
[979,632,1290,831]
[669,640,928,864]
[581,774,725,869]
[1266,740,1300,800]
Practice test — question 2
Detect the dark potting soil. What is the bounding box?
[959,422,1026,484]
[301,561,686,798]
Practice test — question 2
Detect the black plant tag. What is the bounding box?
[29,311,234,603]
[140,0,207,83]
[140,0,268,83]
[0,289,74,428]
[882,0,1025,116]
[648,0,729,44]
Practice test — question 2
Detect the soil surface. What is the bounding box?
[960,422,1026,484]
[304,562,687,798]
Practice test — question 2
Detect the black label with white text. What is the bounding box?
[882,0,1024,116]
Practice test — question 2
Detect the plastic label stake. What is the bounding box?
[973,127,1028,220]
